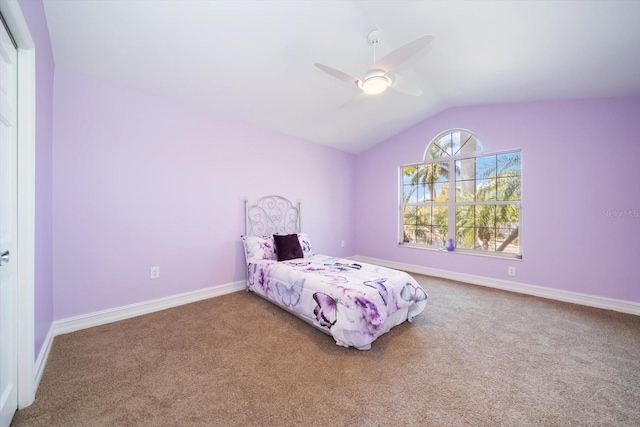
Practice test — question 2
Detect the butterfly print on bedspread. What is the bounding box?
[350,295,384,331]
[323,262,362,272]
[246,263,259,288]
[323,275,348,284]
[363,278,388,305]
[302,267,326,273]
[247,263,272,293]
[276,279,304,307]
[313,292,337,328]
[313,290,384,333]
[285,261,310,267]
[400,283,428,303]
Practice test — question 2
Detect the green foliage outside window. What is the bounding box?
[401,130,521,257]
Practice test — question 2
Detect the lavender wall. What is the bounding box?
[23,2,639,328]
[354,97,640,303]
[52,68,355,320]
[18,0,55,360]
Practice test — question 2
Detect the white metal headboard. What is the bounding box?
[245,195,301,237]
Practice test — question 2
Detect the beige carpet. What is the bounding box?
[12,275,640,426]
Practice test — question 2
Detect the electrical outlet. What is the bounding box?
[150,266,160,279]
[341,240,345,248]
[508,266,516,277]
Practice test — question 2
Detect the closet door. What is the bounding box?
[0,12,18,427]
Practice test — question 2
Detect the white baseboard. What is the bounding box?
[350,255,640,316]
[34,323,55,392]
[53,280,247,336]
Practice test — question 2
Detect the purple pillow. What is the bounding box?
[274,234,304,261]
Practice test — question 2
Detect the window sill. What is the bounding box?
[399,243,522,261]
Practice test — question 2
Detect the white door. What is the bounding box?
[0,14,18,427]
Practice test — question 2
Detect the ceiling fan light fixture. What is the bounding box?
[359,75,391,95]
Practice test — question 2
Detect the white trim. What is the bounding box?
[350,255,640,316]
[34,325,54,391]
[421,128,483,163]
[0,0,37,410]
[15,45,35,411]
[53,281,247,336]
[398,242,523,260]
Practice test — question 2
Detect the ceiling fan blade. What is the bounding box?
[314,63,360,87]
[371,34,434,74]
[389,74,423,97]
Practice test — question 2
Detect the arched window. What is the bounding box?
[400,129,522,258]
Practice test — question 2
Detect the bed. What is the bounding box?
[241,195,428,350]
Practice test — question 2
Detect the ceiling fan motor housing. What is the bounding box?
[358,69,391,95]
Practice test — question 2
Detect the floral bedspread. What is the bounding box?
[246,254,427,350]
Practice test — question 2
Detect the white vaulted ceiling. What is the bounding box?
[43,0,640,153]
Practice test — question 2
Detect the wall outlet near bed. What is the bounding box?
[150,266,160,279]
[508,266,516,277]
[341,240,345,247]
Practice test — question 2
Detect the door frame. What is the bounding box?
[0,0,36,408]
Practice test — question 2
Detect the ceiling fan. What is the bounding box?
[315,30,434,104]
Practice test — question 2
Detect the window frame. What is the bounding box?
[398,129,522,259]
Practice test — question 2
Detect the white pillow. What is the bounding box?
[241,235,277,263]
[298,233,314,258]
